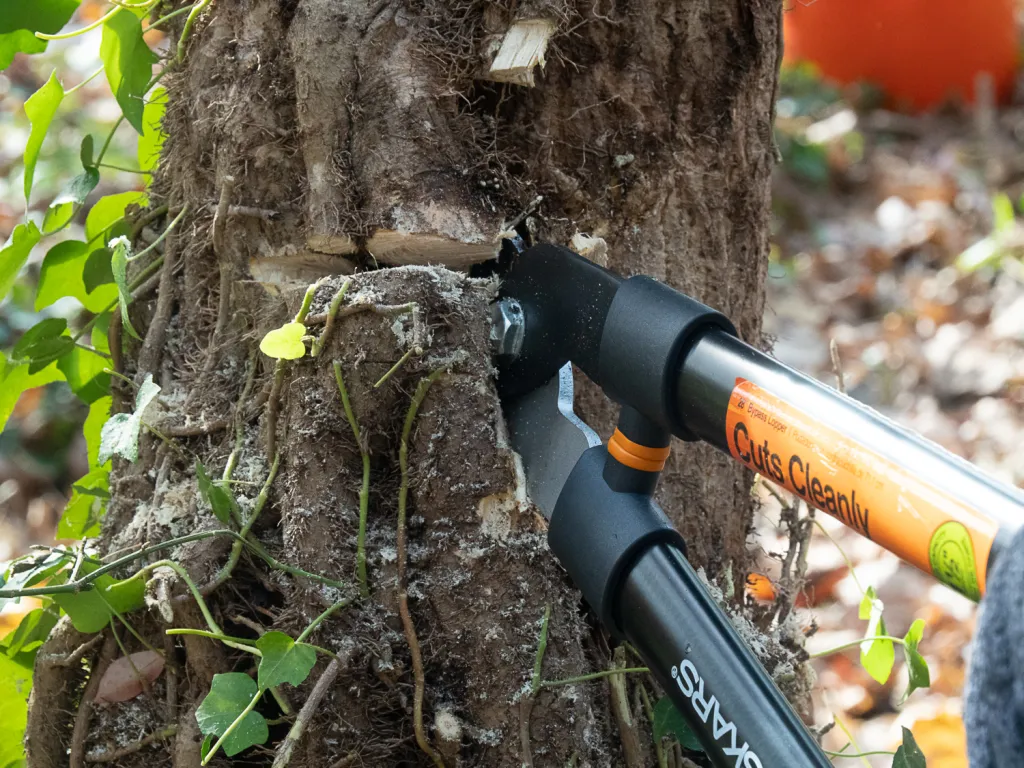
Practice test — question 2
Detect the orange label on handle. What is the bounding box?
[726,378,996,600]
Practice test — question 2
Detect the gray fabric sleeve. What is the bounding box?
[965,524,1024,767]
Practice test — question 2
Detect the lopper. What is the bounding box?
[493,242,1024,768]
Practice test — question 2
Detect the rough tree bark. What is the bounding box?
[26,1,803,767]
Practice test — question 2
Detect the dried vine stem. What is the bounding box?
[69,634,116,768]
[397,370,446,768]
[196,177,236,383]
[85,726,177,763]
[271,656,345,768]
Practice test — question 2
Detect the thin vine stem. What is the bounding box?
[132,205,188,261]
[178,0,213,62]
[809,636,906,658]
[332,361,370,599]
[65,67,103,96]
[539,667,650,689]
[530,604,551,696]
[296,598,350,644]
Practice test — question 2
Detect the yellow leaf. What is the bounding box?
[902,714,967,768]
[260,322,307,360]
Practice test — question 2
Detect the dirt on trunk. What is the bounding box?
[25,2,810,766]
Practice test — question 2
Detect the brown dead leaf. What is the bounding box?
[95,650,165,704]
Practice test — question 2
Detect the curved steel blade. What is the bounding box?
[503,363,601,518]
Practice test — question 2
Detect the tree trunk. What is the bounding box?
[26,2,792,766]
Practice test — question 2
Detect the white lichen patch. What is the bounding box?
[434,709,463,744]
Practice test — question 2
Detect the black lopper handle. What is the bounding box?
[619,544,830,767]
[547,446,830,768]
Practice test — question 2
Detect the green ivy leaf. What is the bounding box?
[957,236,1001,273]
[901,619,930,703]
[0,551,69,613]
[109,235,142,339]
[196,460,237,526]
[12,318,73,374]
[256,631,316,690]
[652,696,703,751]
[80,134,94,170]
[57,345,110,404]
[91,315,111,356]
[23,71,64,204]
[2,605,59,657]
[0,652,33,767]
[98,372,160,464]
[0,222,41,302]
[260,322,307,360]
[52,564,145,634]
[36,240,118,314]
[992,193,1016,234]
[85,191,146,246]
[83,248,116,294]
[0,351,63,435]
[892,727,927,768]
[138,87,167,174]
[100,9,158,134]
[859,587,894,685]
[0,0,79,70]
[84,396,112,468]
[195,673,269,757]
[42,168,100,234]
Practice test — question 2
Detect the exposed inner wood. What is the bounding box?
[487,19,556,87]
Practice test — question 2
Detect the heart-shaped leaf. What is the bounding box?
[138,87,167,175]
[12,318,74,374]
[260,322,307,360]
[196,460,237,526]
[23,71,64,203]
[1,605,60,656]
[0,350,63,436]
[85,191,146,245]
[256,631,317,690]
[36,240,118,313]
[53,566,145,634]
[652,695,703,751]
[58,466,109,539]
[0,222,41,301]
[859,587,894,684]
[43,168,100,234]
[892,727,927,768]
[901,619,930,702]
[58,345,110,404]
[100,9,158,134]
[0,0,80,70]
[98,373,160,464]
[195,673,268,757]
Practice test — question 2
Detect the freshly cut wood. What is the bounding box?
[365,230,498,268]
[249,250,356,284]
[307,233,357,255]
[487,20,556,87]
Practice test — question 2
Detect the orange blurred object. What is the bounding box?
[782,0,1020,111]
[746,572,777,603]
